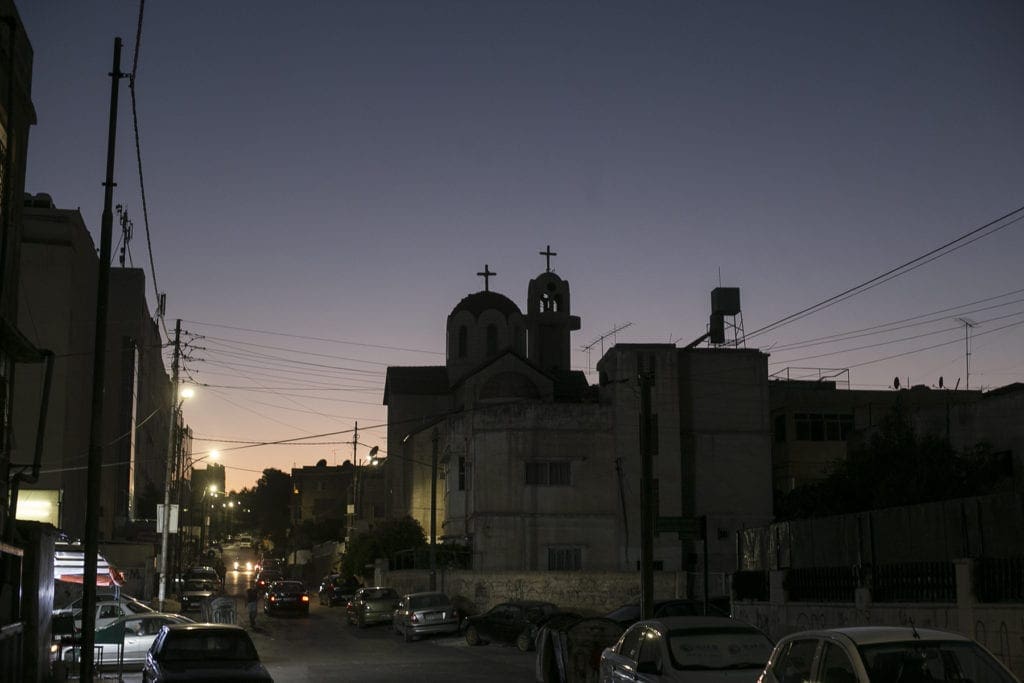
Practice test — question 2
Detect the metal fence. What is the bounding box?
[782,566,857,602]
[975,557,1024,603]
[872,562,956,603]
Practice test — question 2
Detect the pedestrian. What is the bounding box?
[246,583,259,627]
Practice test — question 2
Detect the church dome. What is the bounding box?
[449,291,522,320]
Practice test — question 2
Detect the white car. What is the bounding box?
[757,626,1019,683]
[67,597,155,632]
[600,616,774,682]
[60,612,193,670]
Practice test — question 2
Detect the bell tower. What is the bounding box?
[525,246,580,374]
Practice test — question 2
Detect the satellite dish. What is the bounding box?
[893,377,900,390]
[369,446,379,457]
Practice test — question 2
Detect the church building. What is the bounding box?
[383,251,773,576]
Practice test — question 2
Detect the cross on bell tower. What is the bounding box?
[477,264,496,291]
[540,245,557,273]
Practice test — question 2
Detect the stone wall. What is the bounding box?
[385,568,688,616]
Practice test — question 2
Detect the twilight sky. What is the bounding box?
[19,1,1024,491]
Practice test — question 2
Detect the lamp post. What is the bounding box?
[158,384,193,611]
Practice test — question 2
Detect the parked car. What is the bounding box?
[70,597,156,632]
[392,591,461,642]
[264,580,310,616]
[142,623,273,682]
[184,565,222,586]
[178,578,219,613]
[605,598,731,628]
[60,612,193,670]
[757,626,1019,683]
[462,600,559,647]
[600,616,774,682]
[255,569,284,594]
[318,574,358,607]
[346,586,400,628]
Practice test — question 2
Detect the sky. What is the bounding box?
[18,1,1024,491]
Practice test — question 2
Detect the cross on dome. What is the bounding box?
[477,264,496,291]
[540,245,557,272]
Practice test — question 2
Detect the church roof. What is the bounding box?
[449,291,521,320]
[383,366,449,404]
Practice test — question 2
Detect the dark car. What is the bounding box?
[346,586,400,628]
[463,600,559,647]
[178,579,219,613]
[142,623,272,682]
[605,597,731,628]
[318,574,358,607]
[184,566,222,587]
[264,580,310,616]
[254,569,284,594]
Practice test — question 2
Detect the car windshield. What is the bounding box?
[184,580,214,591]
[667,627,774,671]
[606,604,640,621]
[364,588,398,600]
[126,600,154,613]
[410,594,450,610]
[159,631,259,662]
[277,582,304,592]
[858,641,1017,683]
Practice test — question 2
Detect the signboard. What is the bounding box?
[156,504,180,533]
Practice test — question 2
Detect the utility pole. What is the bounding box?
[82,37,124,682]
[349,422,359,539]
[430,431,438,590]
[158,319,181,611]
[639,370,655,620]
[956,317,976,390]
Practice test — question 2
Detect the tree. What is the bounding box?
[775,403,1014,520]
[340,516,426,581]
[250,468,292,549]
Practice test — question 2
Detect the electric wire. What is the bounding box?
[182,319,443,356]
[745,205,1024,341]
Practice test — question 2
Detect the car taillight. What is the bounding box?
[269,595,276,602]
[301,595,309,602]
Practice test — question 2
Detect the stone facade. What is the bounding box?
[385,262,774,585]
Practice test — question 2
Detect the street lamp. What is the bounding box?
[159,385,193,611]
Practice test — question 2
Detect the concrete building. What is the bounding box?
[385,258,774,578]
[13,194,174,542]
[291,460,351,524]
[769,379,987,494]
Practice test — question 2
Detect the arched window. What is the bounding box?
[458,326,468,358]
[486,324,498,356]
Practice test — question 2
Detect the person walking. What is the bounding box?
[245,583,259,628]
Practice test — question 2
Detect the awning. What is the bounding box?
[54,544,125,586]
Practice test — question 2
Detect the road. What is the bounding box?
[194,543,538,682]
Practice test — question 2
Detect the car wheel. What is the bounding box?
[404,625,414,643]
[357,613,366,629]
[517,631,534,652]
[465,625,482,646]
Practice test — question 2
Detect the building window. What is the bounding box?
[458,457,466,491]
[486,324,498,355]
[525,461,571,486]
[794,413,853,441]
[458,326,468,358]
[548,546,581,570]
[774,414,787,443]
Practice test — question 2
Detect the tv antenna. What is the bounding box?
[581,322,633,370]
[955,317,977,390]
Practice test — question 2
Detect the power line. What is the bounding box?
[182,319,443,356]
[745,205,1024,341]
